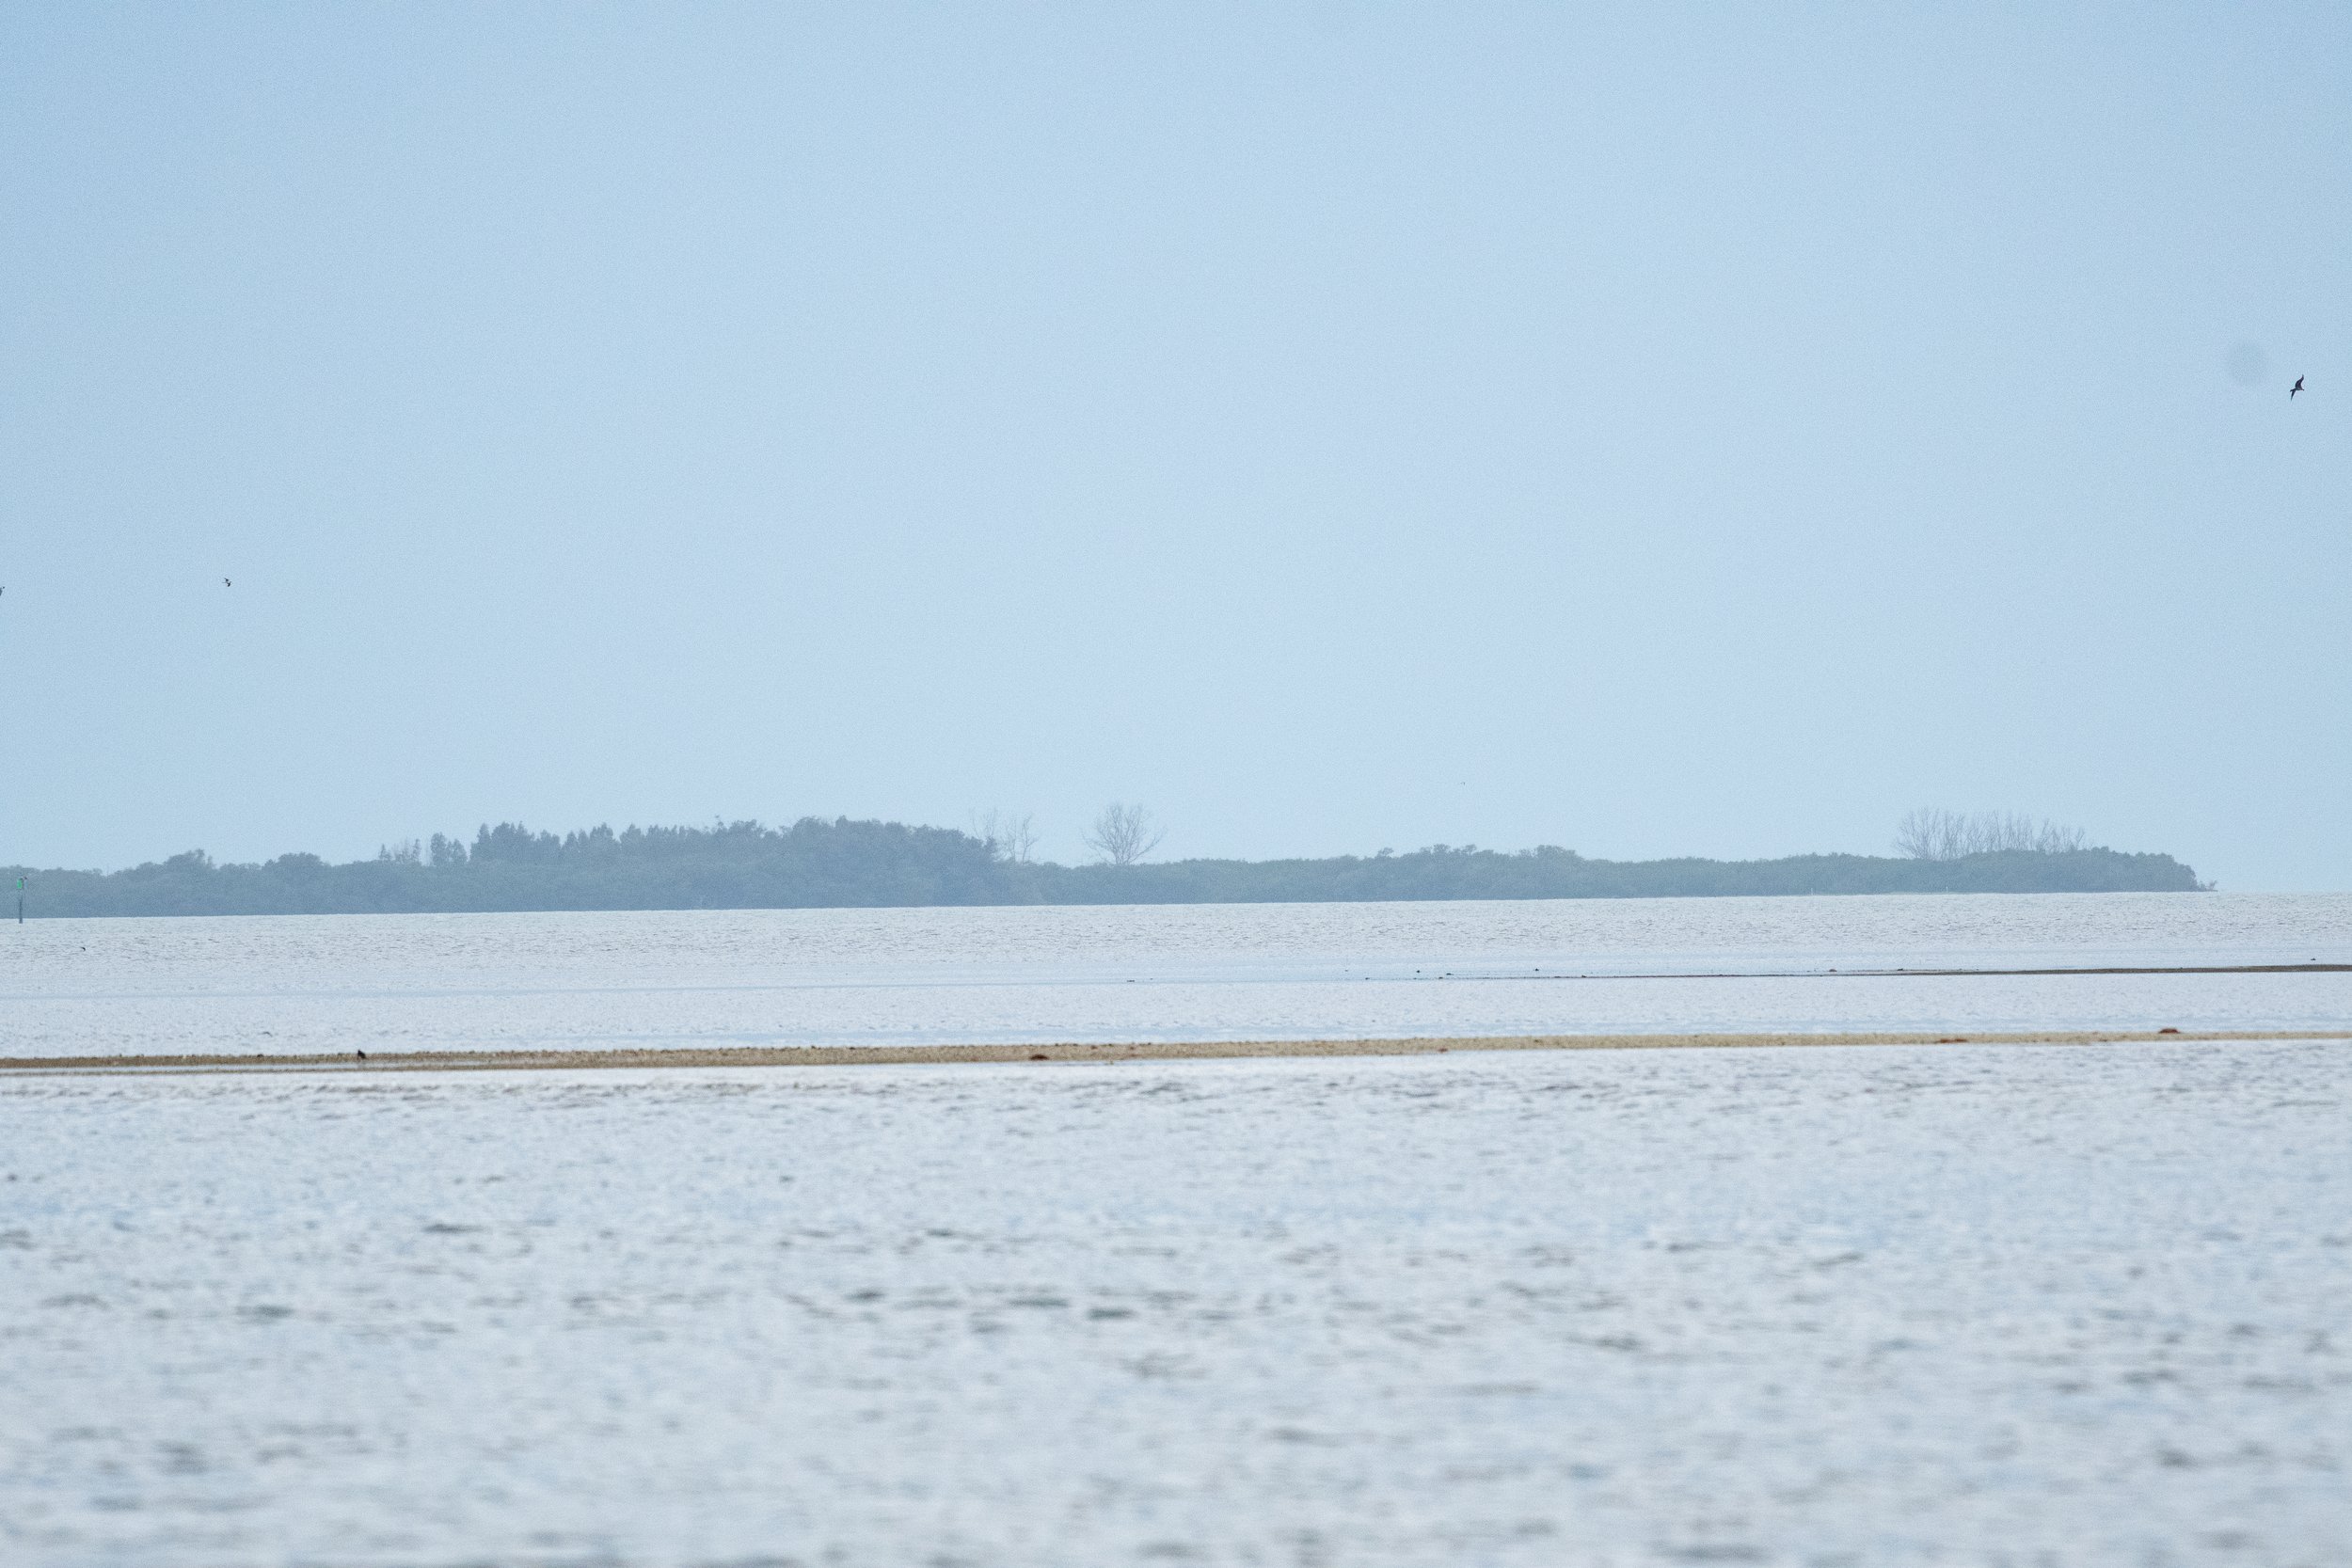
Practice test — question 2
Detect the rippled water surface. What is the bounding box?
[5,1042,2349,1566]
[5,892,2350,1058]
[6,896,2350,1564]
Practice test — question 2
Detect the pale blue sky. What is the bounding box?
[3,4,2346,887]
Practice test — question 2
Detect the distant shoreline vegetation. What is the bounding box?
[4,815,2205,918]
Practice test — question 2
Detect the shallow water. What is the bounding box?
[7,896,2350,1563]
[5,893,2350,1059]
[4,1041,2348,1566]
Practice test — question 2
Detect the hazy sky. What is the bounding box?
[3,4,2346,887]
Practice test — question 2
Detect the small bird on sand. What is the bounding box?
[2290,376,2305,398]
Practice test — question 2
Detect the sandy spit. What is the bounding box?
[2,1030,2344,1078]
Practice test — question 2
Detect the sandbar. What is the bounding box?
[2,1029,2343,1078]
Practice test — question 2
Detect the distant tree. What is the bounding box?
[1085,801,1163,867]
[428,833,468,868]
[472,822,562,863]
[1988,813,2087,855]
[972,809,1040,864]
[1896,808,2089,860]
[376,839,421,864]
[564,824,622,858]
[2032,820,2090,854]
[1894,807,1967,861]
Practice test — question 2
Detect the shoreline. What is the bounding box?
[4,1028,2343,1078]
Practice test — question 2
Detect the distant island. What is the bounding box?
[4,816,2205,918]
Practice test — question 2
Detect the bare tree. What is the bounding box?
[1896,808,2090,861]
[1085,801,1163,867]
[2030,820,2088,854]
[972,809,1040,865]
[1894,807,1966,861]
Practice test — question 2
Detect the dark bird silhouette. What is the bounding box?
[223,577,232,587]
[2290,376,2305,398]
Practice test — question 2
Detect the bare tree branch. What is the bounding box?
[1896,808,2090,860]
[1085,801,1163,867]
[972,809,1040,865]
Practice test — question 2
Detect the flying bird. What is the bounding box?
[2290,376,2305,398]
[223,577,232,587]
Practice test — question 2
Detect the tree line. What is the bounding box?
[2,814,2204,918]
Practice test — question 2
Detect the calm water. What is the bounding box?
[3,1043,2348,1565]
[5,892,2351,1058]
[5,895,2350,1565]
